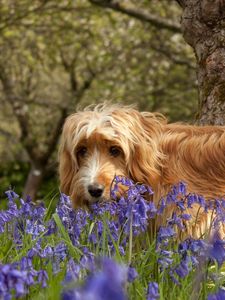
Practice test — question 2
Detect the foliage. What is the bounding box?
[0,178,225,299]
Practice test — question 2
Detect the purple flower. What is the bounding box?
[62,258,128,300]
[54,242,67,260]
[147,282,160,300]
[176,200,186,211]
[20,257,33,270]
[37,270,48,288]
[175,257,190,278]
[208,288,225,300]
[0,264,33,298]
[187,194,196,208]
[209,237,225,266]
[180,213,191,221]
[148,201,157,218]
[157,226,176,243]
[158,198,166,215]
[168,213,184,230]
[177,182,187,195]
[5,190,19,202]
[42,246,54,258]
[127,267,138,282]
[158,250,173,269]
[88,232,97,244]
[26,219,45,237]
[135,197,149,220]
[65,258,81,282]
[189,239,208,254]
[80,250,95,272]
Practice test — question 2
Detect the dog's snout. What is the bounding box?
[88,183,105,198]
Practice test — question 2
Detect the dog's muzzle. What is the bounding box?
[87,183,105,199]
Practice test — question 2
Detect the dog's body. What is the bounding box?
[59,104,225,237]
[159,123,225,199]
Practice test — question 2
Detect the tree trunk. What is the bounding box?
[22,163,45,200]
[180,0,225,125]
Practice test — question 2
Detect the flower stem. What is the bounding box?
[128,212,133,265]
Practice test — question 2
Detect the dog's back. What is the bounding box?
[159,124,225,199]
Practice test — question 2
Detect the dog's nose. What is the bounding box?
[88,183,105,198]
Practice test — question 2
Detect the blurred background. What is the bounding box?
[0,0,197,200]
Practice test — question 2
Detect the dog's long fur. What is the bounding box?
[59,104,225,237]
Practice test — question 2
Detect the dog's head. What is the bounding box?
[59,104,165,207]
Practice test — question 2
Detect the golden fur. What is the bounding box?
[59,103,225,237]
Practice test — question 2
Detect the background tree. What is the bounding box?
[176,0,225,125]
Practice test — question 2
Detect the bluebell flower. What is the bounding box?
[20,256,33,270]
[26,219,45,238]
[54,242,67,260]
[66,258,81,281]
[168,212,184,230]
[127,267,138,282]
[175,257,190,278]
[177,182,187,195]
[176,200,186,211]
[209,237,225,266]
[62,257,128,300]
[208,288,225,300]
[157,226,176,243]
[94,220,103,237]
[187,194,195,208]
[197,195,206,209]
[158,249,174,269]
[37,270,48,288]
[147,282,160,300]
[136,197,150,220]
[157,198,166,215]
[148,201,157,218]
[80,250,95,272]
[42,245,54,258]
[5,190,19,202]
[180,213,191,221]
[119,245,125,256]
[26,268,38,286]
[88,232,97,244]
[169,270,180,285]
[189,239,208,255]
[0,264,32,298]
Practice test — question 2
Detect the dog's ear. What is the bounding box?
[58,115,78,195]
[127,110,165,189]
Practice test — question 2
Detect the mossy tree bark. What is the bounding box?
[178,0,225,125]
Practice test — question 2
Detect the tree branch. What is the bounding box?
[175,0,186,9]
[0,128,13,139]
[0,65,38,161]
[89,0,181,33]
[43,107,68,163]
[0,1,51,32]
[60,52,78,92]
[150,44,195,69]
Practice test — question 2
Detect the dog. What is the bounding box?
[59,103,225,237]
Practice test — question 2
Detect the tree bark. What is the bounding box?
[179,0,225,125]
[23,163,45,200]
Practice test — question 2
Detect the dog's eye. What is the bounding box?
[76,146,87,158]
[109,146,121,157]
